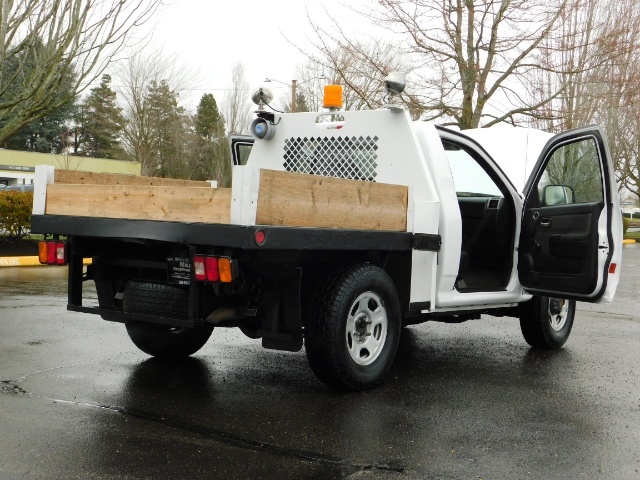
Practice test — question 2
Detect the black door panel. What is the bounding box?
[518,126,615,300]
[519,202,602,294]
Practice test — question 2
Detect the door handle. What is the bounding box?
[540,218,552,228]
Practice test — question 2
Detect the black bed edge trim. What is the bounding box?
[413,233,441,251]
[409,301,431,311]
[32,215,414,252]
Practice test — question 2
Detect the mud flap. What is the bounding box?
[260,270,303,352]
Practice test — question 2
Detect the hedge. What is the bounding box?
[623,215,630,237]
[0,191,33,238]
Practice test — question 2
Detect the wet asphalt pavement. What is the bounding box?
[1,247,640,479]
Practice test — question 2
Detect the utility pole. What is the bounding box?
[291,79,297,113]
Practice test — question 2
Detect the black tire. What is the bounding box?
[123,280,213,358]
[304,264,401,391]
[518,296,575,349]
[238,319,262,339]
[125,321,214,359]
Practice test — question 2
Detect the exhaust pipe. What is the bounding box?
[204,307,238,325]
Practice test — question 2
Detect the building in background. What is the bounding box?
[0,150,140,186]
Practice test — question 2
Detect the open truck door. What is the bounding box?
[518,125,622,303]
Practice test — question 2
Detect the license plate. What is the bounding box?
[167,257,191,285]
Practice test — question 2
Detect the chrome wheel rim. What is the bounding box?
[548,298,569,332]
[345,291,388,366]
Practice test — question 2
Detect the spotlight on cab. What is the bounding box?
[250,118,276,140]
[251,87,274,111]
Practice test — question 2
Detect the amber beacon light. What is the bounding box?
[323,85,343,109]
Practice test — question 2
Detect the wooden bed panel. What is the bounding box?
[256,169,408,231]
[45,184,231,223]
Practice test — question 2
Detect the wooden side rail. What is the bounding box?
[39,167,408,230]
[54,170,210,188]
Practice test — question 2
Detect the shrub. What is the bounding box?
[0,191,33,238]
[622,215,630,237]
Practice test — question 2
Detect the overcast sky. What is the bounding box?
[139,0,359,111]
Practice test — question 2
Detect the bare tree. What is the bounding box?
[529,0,617,131]
[308,0,569,129]
[529,0,640,199]
[0,0,162,144]
[119,50,194,176]
[222,63,253,135]
[301,33,413,113]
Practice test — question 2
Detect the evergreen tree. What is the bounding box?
[78,74,126,158]
[195,93,225,139]
[192,93,230,184]
[284,92,311,113]
[146,80,186,178]
[5,101,77,153]
[295,92,310,113]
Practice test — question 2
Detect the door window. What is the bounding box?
[235,143,253,166]
[444,141,503,197]
[536,137,604,207]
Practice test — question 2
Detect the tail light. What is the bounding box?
[193,256,206,281]
[38,241,68,266]
[205,257,219,282]
[55,242,66,265]
[193,255,234,283]
[47,241,56,264]
[217,258,232,283]
[38,242,48,264]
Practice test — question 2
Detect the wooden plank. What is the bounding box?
[256,169,408,231]
[45,184,231,223]
[54,170,210,188]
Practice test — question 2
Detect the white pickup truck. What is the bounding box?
[31,78,622,391]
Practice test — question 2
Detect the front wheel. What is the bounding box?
[518,296,575,349]
[304,264,401,391]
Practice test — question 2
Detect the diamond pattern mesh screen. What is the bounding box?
[283,136,379,181]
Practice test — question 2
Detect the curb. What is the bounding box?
[623,239,637,245]
[0,256,92,268]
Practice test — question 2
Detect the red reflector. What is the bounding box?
[194,256,206,281]
[205,257,219,282]
[609,263,617,274]
[47,241,56,265]
[255,230,266,245]
[56,242,67,265]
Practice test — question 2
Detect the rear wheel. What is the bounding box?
[519,296,575,349]
[304,264,401,391]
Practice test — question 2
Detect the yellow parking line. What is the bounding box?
[0,256,92,267]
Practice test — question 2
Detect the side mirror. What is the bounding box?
[542,185,575,206]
